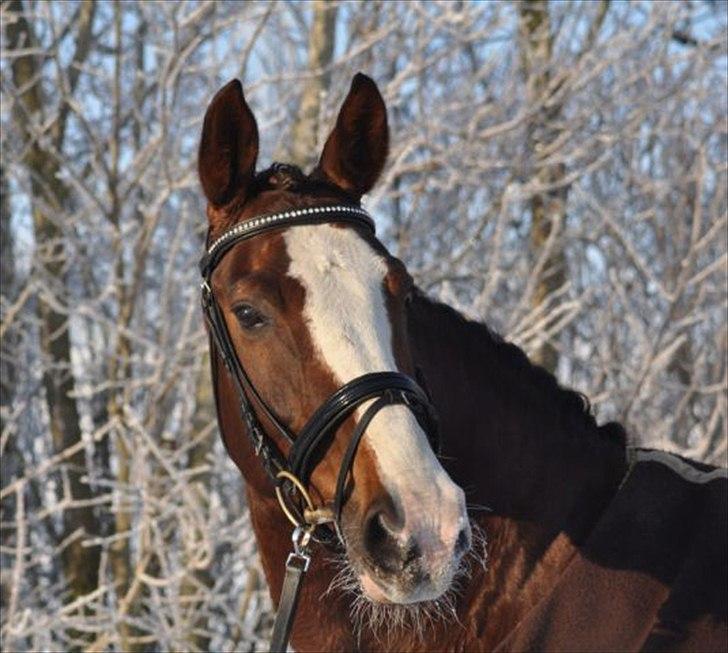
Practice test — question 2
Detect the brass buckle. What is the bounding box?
[275,471,316,529]
[275,471,336,530]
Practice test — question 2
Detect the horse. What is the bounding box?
[197,73,728,652]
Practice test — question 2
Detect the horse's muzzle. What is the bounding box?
[354,485,471,603]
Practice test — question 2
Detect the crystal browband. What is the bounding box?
[199,204,375,277]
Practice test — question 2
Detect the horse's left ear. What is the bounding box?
[315,73,389,198]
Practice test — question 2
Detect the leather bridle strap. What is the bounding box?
[275,373,438,534]
[200,204,374,279]
[332,393,393,526]
[269,527,311,653]
[270,556,306,653]
[202,280,290,479]
[289,372,437,484]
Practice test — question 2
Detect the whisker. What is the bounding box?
[466,503,494,513]
[321,515,489,643]
[468,520,489,572]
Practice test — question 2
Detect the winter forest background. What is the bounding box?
[1,0,726,650]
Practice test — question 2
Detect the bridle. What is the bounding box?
[199,203,439,651]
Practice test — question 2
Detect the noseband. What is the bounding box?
[199,204,439,651]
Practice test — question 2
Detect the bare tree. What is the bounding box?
[289,0,339,169]
[0,1,725,650]
[4,0,101,601]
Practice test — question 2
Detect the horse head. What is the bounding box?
[198,74,470,606]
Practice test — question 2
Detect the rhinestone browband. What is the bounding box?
[199,204,375,278]
[207,205,374,258]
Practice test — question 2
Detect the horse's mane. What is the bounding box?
[213,163,360,237]
[412,290,627,447]
[226,163,354,211]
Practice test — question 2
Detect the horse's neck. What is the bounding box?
[408,292,626,559]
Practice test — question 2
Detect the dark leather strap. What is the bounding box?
[269,552,309,652]
[200,207,374,279]
[288,372,437,484]
[332,394,392,524]
[202,282,290,480]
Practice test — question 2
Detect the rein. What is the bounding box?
[199,204,439,652]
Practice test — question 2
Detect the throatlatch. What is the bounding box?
[200,204,440,652]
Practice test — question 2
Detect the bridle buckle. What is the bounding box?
[200,279,212,306]
[275,470,319,529]
[253,430,264,456]
[292,525,312,554]
[285,551,310,572]
[285,525,312,570]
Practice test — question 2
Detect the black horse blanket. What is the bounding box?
[495,449,727,652]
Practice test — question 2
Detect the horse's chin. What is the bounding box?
[359,573,392,603]
[357,566,455,605]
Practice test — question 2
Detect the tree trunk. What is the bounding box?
[289,0,338,169]
[178,355,216,652]
[5,0,101,599]
[0,163,22,612]
[519,0,566,374]
[0,162,17,458]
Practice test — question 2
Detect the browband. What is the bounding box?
[200,205,374,278]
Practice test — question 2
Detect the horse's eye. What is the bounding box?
[233,303,269,330]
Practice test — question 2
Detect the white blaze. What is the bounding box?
[284,224,466,554]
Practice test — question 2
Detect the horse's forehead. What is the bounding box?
[214,232,290,289]
[283,224,396,380]
[286,224,386,278]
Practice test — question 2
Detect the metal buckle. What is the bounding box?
[200,280,212,306]
[400,389,413,407]
[285,551,310,572]
[292,525,311,552]
[275,471,316,529]
[286,525,312,571]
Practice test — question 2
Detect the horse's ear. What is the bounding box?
[198,79,259,210]
[315,73,388,198]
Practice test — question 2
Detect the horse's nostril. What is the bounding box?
[455,527,471,556]
[365,512,389,548]
[375,510,401,538]
[404,540,421,567]
[363,503,407,573]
